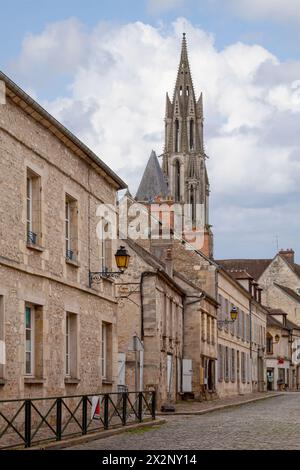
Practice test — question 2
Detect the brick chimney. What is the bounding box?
[279,248,295,265]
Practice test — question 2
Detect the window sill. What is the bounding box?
[102,379,114,385]
[26,243,45,252]
[66,258,80,268]
[0,378,6,386]
[65,377,81,384]
[24,377,46,384]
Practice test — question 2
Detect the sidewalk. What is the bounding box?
[158,392,281,416]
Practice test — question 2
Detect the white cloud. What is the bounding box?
[9,17,300,258]
[11,18,88,85]
[227,0,300,23]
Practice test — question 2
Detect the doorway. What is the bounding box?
[267,368,274,391]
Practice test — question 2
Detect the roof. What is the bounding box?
[216,259,272,281]
[0,70,126,190]
[135,150,169,202]
[275,283,300,303]
[226,269,253,280]
[267,314,287,329]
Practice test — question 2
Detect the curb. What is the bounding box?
[158,393,282,416]
[27,418,166,450]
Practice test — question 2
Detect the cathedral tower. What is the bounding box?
[162,33,213,258]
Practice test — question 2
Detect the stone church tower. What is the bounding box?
[162,33,213,258]
[136,34,213,258]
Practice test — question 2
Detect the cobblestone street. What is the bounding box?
[67,393,300,450]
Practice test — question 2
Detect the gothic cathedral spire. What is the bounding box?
[163,33,213,258]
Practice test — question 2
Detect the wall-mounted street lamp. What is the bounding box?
[89,245,130,287]
[217,306,239,326]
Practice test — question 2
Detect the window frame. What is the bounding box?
[25,305,35,376]
[65,313,71,377]
[101,323,108,380]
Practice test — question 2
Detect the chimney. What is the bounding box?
[279,248,295,265]
[165,248,173,277]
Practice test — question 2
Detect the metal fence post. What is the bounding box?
[24,400,31,448]
[82,396,88,435]
[122,392,127,426]
[56,398,62,441]
[151,391,156,420]
[138,392,143,422]
[104,394,109,430]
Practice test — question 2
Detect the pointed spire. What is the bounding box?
[135,150,169,202]
[197,92,203,116]
[173,33,195,102]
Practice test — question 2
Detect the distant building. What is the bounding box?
[266,309,300,391]
[136,34,213,258]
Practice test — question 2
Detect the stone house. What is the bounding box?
[115,238,185,409]
[116,234,219,406]
[216,267,267,397]
[266,309,300,391]
[218,249,300,389]
[0,71,126,399]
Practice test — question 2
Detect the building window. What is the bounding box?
[211,319,215,345]
[225,346,229,381]
[26,169,41,246]
[0,296,5,380]
[100,222,112,272]
[207,316,211,344]
[224,299,229,333]
[266,333,273,355]
[175,119,180,153]
[174,160,181,202]
[65,312,78,378]
[218,345,223,382]
[231,348,236,382]
[25,304,43,378]
[101,323,112,380]
[247,354,251,384]
[217,295,223,330]
[25,306,35,375]
[65,195,78,261]
[241,352,246,383]
[189,119,194,150]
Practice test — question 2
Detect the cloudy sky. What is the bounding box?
[1,0,300,261]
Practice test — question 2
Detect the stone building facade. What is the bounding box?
[217,268,267,397]
[0,71,126,399]
[116,239,184,409]
[266,309,300,391]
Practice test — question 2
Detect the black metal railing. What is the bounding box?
[0,391,156,449]
[27,231,37,245]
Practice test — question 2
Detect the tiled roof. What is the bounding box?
[135,150,169,202]
[275,283,300,303]
[216,259,272,281]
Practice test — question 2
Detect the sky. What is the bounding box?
[1,0,300,261]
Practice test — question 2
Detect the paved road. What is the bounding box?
[68,393,300,450]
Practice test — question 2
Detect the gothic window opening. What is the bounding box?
[175,119,180,152]
[189,119,194,150]
[186,86,189,96]
[180,86,183,96]
[174,160,181,202]
[190,187,196,226]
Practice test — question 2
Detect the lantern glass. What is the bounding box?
[230,306,238,322]
[115,246,130,271]
[275,334,280,343]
